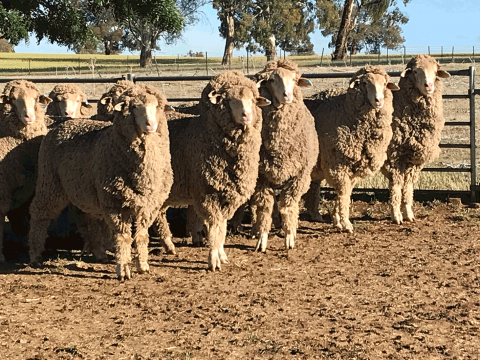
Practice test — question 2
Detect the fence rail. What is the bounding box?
[0,67,476,202]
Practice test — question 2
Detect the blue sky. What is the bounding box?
[14,0,480,57]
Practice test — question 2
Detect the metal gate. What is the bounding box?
[0,67,476,201]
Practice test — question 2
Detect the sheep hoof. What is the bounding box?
[285,233,295,250]
[117,264,132,281]
[208,250,221,272]
[255,233,268,253]
[219,249,229,264]
[136,260,150,274]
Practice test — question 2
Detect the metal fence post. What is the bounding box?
[246,49,249,74]
[320,48,324,67]
[127,73,135,83]
[206,52,208,76]
[469,66,477,202]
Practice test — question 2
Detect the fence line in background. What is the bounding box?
[0,68,476,201]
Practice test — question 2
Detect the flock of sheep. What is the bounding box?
[0,54,450,280]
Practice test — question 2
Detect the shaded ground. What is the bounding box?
[1,200,479,359]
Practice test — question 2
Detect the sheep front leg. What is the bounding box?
[388,171,404,224]
[278,201,299,250]
[152,210,176,255]
[206,217,228,271]
[114,232,133,281]
[251,184,275,253]
[134,227,150,274]
[402,167,419,222]
[335,177,354,233]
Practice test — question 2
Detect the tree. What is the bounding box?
[317,0,411,60]
[88,8,123,55]
[92,0,184,67]
[230,0,316,61]
[0,0,93,49]
[214,0,250,66]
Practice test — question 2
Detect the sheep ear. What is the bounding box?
[297,77,312,87]
[39,95,52,105]
[82,101,93,109]
[113,102,125,112]
[349,79,360,89]
[164,104,175,113]
[387,82,400,91]
[100,97,111,106]
[400,68,411,78]
[256,96,271,107]
[256,79,266,88]
[208,90,223,104]
[437,69,450,78]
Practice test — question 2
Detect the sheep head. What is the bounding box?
[0,80,51,125]
[208,86,270,126]
[401,54,450,96]
[255,60,311,107]
[349,66,399,109]
[99,80,135,113]
[114,85,171,134]
[48,84,92,118]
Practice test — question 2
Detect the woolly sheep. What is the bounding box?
[28,84,174,281]
[381,55,450,224]
[251,59,319,252]
[93,80,135,121]
[152,71,270,271]
[304,65,399,232]
[46,84,92,120]
[0,80,51,262]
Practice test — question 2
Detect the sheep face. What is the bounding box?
[262,68,297,105]
[1,87,45,125]
[115,94,160,134]
[364,73,399,109]
[402,55,450,97]
[350,72,399,109]
[208,87,269,126]
[54,92,84,118]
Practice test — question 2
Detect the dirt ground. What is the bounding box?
[1,200,480,360]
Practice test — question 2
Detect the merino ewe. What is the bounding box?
[152,71,269,271]
[304,65,399,232]
[381,55,450,224]
[28,84,173,280]
[0,80,51,262]
[46,84,92,120]
[93,80,135,121]
[251,59,319,252]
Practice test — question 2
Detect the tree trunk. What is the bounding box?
[265,34,276,61]
[333,0,355,60]
[140,46,152,67]
[104,40,111,55]
[221,12,235,66]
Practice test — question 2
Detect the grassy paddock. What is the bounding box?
[0,51,477,75]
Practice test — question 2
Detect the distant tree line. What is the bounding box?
[0,0,411,66]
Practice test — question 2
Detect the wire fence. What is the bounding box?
[0,45,479,77]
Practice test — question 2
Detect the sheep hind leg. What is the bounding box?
[278,201,299,250]
[152,210,176,255]
[303,180,324,222]
[0,214,5,263]
[28,196,69,265]
[206,217,227,271]
[251,185,275,253]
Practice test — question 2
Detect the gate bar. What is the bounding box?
[469,66,477,202]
